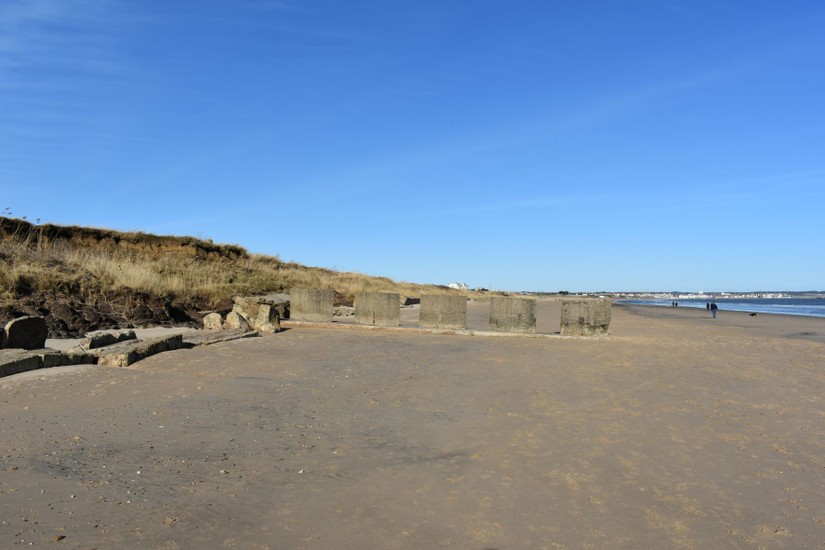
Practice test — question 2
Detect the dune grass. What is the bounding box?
[0,217,486,309]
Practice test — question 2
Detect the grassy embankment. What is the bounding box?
[0,217,483,312]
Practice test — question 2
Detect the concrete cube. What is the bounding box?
[489,297,536,333]
[560,299,611,336]
[290,288,334,323]
[355,292,400,327]
[420,295,467,330]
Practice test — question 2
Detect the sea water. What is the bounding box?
[617,298,825,319]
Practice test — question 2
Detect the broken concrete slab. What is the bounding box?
[92,335,184,367]
[79,329,137,350]
[1,348,96,378]
[0,349,43,377]
[183,330,260,347]
[34,349,96,368]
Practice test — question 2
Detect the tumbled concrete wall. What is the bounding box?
[291,288,334,323]
[489,297,536,333]
[420,295,467,330]
[355,292,400,327]
[560,299,612,336]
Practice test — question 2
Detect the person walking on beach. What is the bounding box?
[706,302,710,310]
[710,302,718,319]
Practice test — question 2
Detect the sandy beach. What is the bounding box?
[2,301,825,548]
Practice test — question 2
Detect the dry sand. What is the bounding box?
[2,301,825,549]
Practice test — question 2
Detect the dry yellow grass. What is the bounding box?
[0,217,488,308]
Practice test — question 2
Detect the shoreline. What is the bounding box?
[613,302,825,344]
[615,298,825,319]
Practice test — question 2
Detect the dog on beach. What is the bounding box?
[749,313,758,317]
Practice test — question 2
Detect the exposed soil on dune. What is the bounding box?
[0,289,230,338]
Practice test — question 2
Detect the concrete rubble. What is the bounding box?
[90,334,185,367]
[200,294,287,333]
[0,315,265,378]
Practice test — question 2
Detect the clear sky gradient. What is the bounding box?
[2,1,824,292]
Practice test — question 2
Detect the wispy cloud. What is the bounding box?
[282,64,749,194]
[423,194,612,218]
[0,0,134,162]
[422,168,825,220]
[243,0,306,13]
[0,0,126,80]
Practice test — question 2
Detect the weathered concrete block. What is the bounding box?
[290,288,334,323]
[489,297,536,333]
[420,295,467,330]
[0,349,43,377]
[3,316,48,350]
[203,313,223,330]
[79,329,137,350]
[560,299,611,336]
[95,335,184,367]
[224,311,252,332]
[355,292,400,327]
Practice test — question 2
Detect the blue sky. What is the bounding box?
[2,1,824,292]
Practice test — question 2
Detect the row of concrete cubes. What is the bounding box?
[289,289,611,336]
